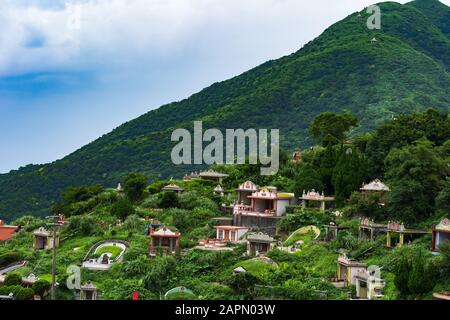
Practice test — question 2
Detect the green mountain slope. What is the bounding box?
[1,0,450,220]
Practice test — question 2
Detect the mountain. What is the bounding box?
[1,0,450,220]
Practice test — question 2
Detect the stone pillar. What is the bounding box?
[399,233,404,247]
[320,200,326,212]
[386,231,391,247]
[336,262,341,280]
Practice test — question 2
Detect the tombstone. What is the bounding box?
[101,254,109,265]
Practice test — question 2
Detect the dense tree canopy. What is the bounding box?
[309,113,358,146]
[124,173,148,202]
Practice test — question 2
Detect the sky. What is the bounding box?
[1,0,449,173]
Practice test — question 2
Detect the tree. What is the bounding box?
[348,192,387,220]
[407,253,436,296]
[309,112,358,146]
[394,257,411,297]
[388,180,431,223]
[111,199,135,221]
[393,247,437,298]
[365,109,450,178]
[144,256,177,295]
[66,215,99,236]
[124,173,148,202]
[159,191,180,209]
[385,139,446,223]
[318,142,338,194]
[332,147,367,206]
[123,214,145,232]
[293,163,324,196]
[435,177,450,214]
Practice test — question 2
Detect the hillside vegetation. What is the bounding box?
[1,0,450,220]
[1,108,449,300]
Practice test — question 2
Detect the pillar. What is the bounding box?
[432,230,437,251]
[320,200,325,212]
[386,231,391,247]
[337,262,340,280]
[301,200,306,209]
[399,233,404,247]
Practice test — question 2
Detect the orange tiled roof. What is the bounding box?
[0,225,19,241]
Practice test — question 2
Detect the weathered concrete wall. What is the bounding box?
[233,214,281,236]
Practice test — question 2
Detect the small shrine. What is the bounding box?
[432,218,450,251]
[0,220,19,242]
[334,254,367,287]
[385,221,430,248]
[299,190,335,212]
[355,270,385,300]
[183,171,200,181]
[236,181,258,205]
[246,232,276,256]
[360,179,390,203]
[360,179,390,194]
[149,226,180,256]
[199,170,229,183]
[213,185,225,196]
[236,187,295,217]
[358,217,387,241]
[292,151,302,162]
[80,281,99,300]
[233,266,246,274]
[21,273,39,288]
[324,221,350,241]
[161,181,184,194]
[33,227,59,250]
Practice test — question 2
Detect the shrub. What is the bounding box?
[111,199,135,221]
[159,191,180,209]
[124,173,148,202]
[285,205,302,214]
[123,214,145,232]
[0,285,33,300]
[66,215,99,236]
[32,280,51,298]
[4,273,22,286]
[0,251,22,268]
[141,194,160,209]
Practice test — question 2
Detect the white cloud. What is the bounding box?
[3,0,448,77]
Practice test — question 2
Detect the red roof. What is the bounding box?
[0,225,19,241]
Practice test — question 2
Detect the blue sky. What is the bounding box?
[1,0,449,173]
